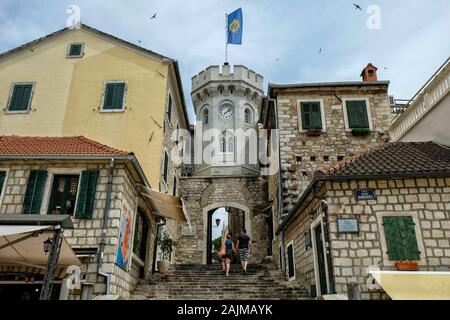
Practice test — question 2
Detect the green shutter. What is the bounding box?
[163,152,169,183]
[347,100,369,129]
[75,170,98,219]
[9,84,32,111]
[0,171,6,194]
[301,102,322,130]
[22,171,47,214]
[383,216,403,260]
[398,216,420,261]
[69,44,82,56]
[104,83,125,110]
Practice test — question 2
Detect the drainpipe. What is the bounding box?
[97,158,115,295]
[270,96,287,272]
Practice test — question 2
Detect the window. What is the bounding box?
[287,241,295,280]
[133,209,149,261]
[173,176,177,196]
[0,171,6,204]
[7,84,33,112]
[23,171,48,214]
[74,170,99,219]
[296,156,302,162]
[323,156,330,162]
[310,156,316,162]
[383,216,420,261]
[346,100,370,129]
[337,156,344,161]
[167,94,173,121]
[219,132,234,153]
[220,136,227,153]
[203,108,209,125]
[163,151,169,184]
[244,108,251,124]
[300,102,322,130]
[47,175,80,215]
[103,82,126,110]
[67,43,84,57]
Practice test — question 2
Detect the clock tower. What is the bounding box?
[191,63,264,176]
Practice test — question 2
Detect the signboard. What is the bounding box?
[354,188,376,201]
[337,218,359,234]
[116,200,133,270]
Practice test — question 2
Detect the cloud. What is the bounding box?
[1,0,449,122]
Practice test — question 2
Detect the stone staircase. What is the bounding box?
[130,264,309,300]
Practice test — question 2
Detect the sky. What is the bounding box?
[0,0,449,123]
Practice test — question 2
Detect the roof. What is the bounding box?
[269,80,389,92]
[0,24,190,125]
[0,136,131,157]
[318,141,450,179]
[277,141,450,235]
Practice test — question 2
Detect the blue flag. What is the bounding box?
[227,8,243,45]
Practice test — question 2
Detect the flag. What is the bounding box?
[227,8,243,45]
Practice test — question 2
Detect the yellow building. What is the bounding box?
[0,24,190,191]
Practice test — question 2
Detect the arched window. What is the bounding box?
[203,108,209,125]
[220,135,227,153]
[244,108,252,124]
[227,136,234,153]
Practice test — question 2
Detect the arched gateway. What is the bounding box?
[176,64,272,265]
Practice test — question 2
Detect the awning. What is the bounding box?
[370,270,450,300]
[138,184,187,222]
[0,216,81,268]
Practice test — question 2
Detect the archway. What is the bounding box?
[203,203,251,265]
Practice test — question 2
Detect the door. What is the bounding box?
[314,224,328,295]
[47,175,79,215]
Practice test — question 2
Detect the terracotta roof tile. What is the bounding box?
[319,141,450,177]
[0,136,131,157]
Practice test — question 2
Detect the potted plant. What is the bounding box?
[306,129,322,137]
[351,128,371,136]
[156,231,177,274]
[394,260,418,271]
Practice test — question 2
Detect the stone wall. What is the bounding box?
[272,84,392,215]
[282,176,450,300]
[0,160,156,299]
[178,176,269,264]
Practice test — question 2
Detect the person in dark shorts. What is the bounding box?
[236,228,251,274]
[222,234,235,276]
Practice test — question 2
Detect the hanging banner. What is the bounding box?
[116,200,133,270]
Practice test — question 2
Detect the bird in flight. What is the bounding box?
[319,47,322,54]
[353,3,362,10]
[138,40,142,44]
[150,13,157,19]
[276,58,280,62]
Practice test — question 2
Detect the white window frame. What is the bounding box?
[66,42,85,58]
[286,240,296,281]
[297,99,326,132]
[376,211,427,267]
[5,82,36,114]
[342,97,373,132]
[311,215,331,296]
[0,168,10,209]
[99,80,128,113]
[41,168,83,217]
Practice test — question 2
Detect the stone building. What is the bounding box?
[177,64,272,264]
[0,136,163,299]
[276,142,450,299]
[262,64,393,270]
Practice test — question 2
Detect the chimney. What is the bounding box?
[361,63,378,81]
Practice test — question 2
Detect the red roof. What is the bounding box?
[0,136,131,157]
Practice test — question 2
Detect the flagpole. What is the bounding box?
[225,13,228,63]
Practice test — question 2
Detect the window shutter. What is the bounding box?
[69,44,82,56]
[301,103,311,129]
[311,103,322,129]
[22,171,48,214]
[163,152,169,183]
[398,216,420,261]
[10,84,32,111]
[167,94,173,121]
[75,170,98,219]
[383,216,403,260]
[104,83,125,110]
[0,171,6,194]
[347,101,369,129]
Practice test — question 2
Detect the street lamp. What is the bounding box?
[215,218,221,227]
[43,238,52,254]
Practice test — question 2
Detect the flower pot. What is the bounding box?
[395,261,418,271]
[351,128,371,136]
[157,260,170,274]
[306,129,322,137]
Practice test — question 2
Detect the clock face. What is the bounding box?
[219,104,234,119]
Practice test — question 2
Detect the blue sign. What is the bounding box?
[354,188,376,201]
